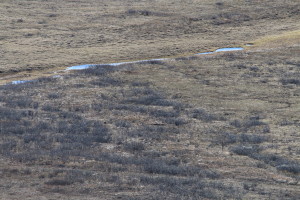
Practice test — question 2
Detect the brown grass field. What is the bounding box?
[0,0,300,199]
[1,0,299,76]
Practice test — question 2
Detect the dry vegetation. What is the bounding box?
[0,0,300,199]
[1,0,299,78]
[1,46,299,199]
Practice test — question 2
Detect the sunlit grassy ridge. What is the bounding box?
[247,30,300,49]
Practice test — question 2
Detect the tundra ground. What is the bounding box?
[0,0,299,199]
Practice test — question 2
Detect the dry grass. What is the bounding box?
[247,30,300,50]
[1,43,299,199]
[1,0,299,77]
[0,0,300,199]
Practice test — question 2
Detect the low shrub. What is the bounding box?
[249,66,260,72]
[77,65,117,76]
[243,119,266,128]
[230,145,260,156]
[139,60,164,65]
[5,96,36,109]
[131,81,150,87]
[42,104,60,112]
[0,107,23,120]
[139,176,238,199]
[59,111,82,120]
[113,104,148,114]
[280,119,294,126]
[191,108,217,122]
[124,94,164,106]
[222,132,238,145]
[48,93,61,99]
[281,78,300,85]
[149,109,179,118]
[144,160,219,178]
[280,72,300,85]
[232,63,247,69]
[163,118,187,126]
[90,77,122,87]
[37,76,56,83]
[0,140,17,154]
[126,9,168,17]
[127,125,179,140]
[262,125,270,133]
[124,142,145,152]
[115,120,131,128]
[276,164,300,174]
[230,120,242,128]
[45,179,73,186]
[239,133,266,144]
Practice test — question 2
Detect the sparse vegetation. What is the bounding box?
[1,46,299,198]
[0,0,299,199]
